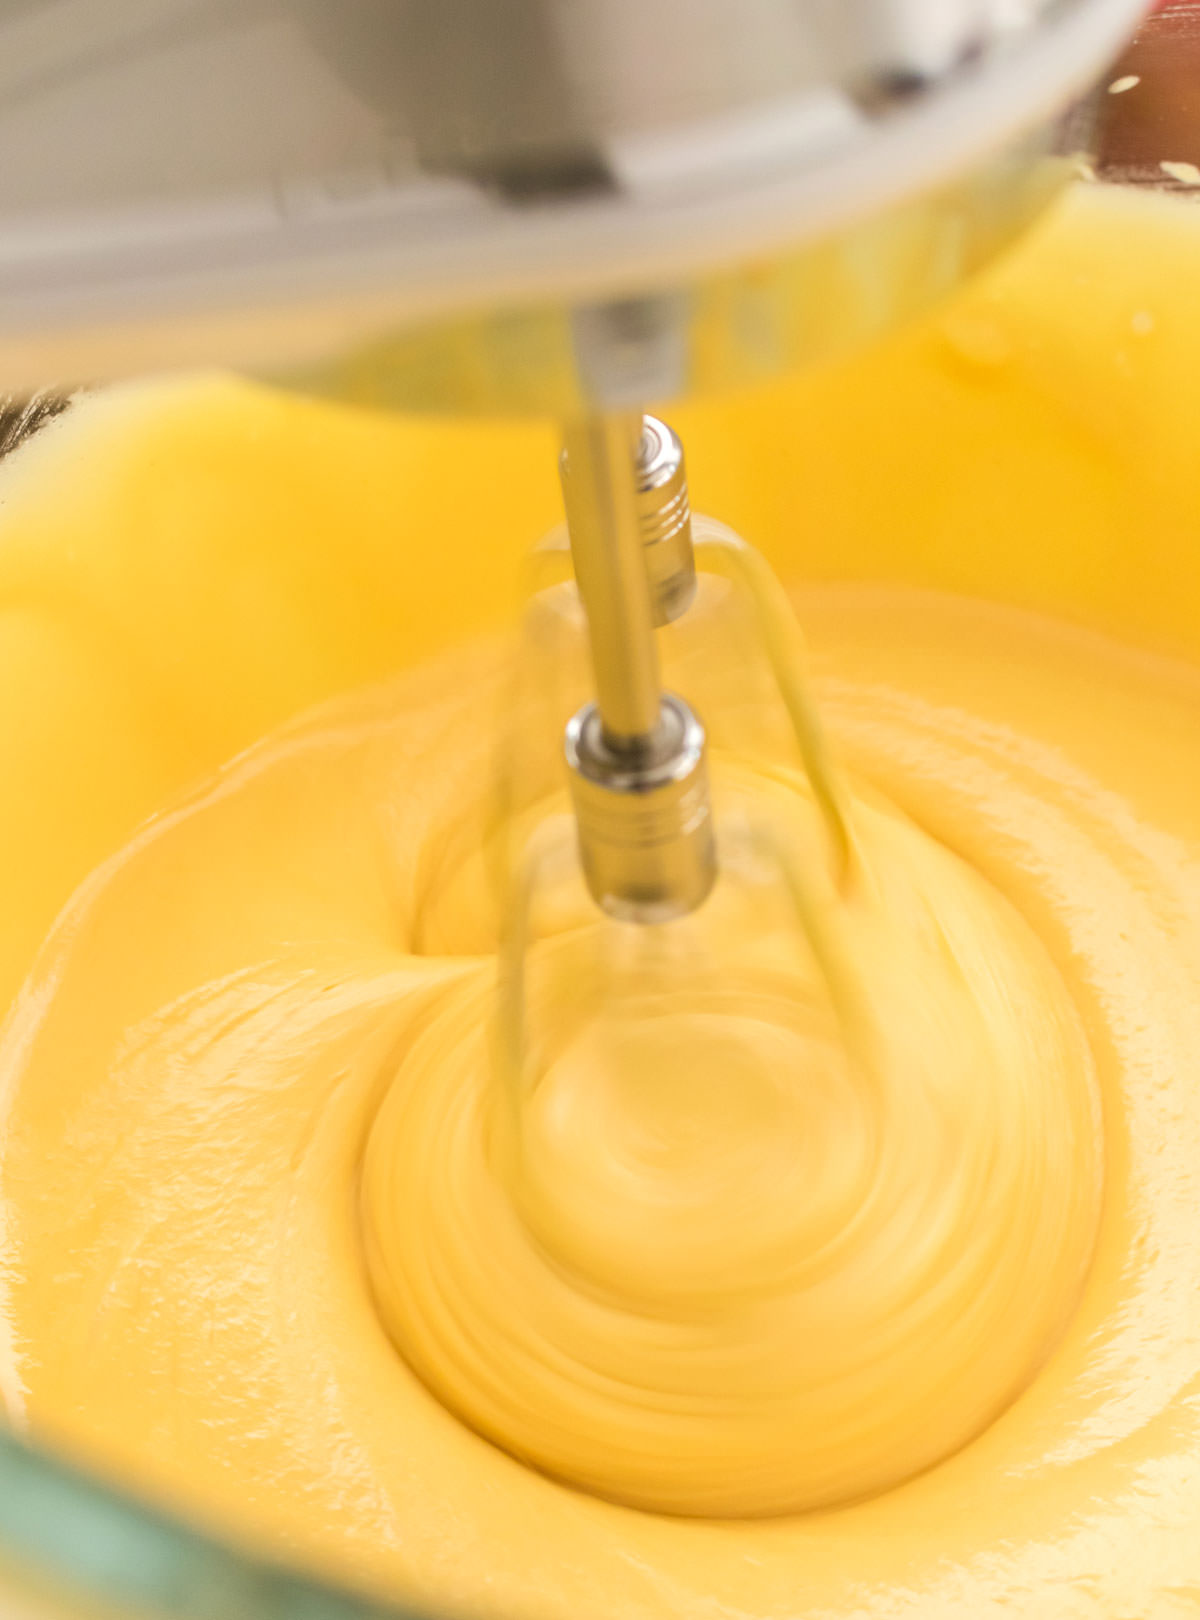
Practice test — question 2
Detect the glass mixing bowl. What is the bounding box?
[0,2,1194,1615]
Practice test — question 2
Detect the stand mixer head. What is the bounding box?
[0,0,1145,407]
[0,0,1147,919]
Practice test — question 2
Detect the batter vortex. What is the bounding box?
[362,754,1103,1516]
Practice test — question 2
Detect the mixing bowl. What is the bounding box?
[0,3,1197,1615]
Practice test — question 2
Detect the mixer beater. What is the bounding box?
[552,396,859,938]
[560,412,715,923]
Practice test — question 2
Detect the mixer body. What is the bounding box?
[0,0,1145,412]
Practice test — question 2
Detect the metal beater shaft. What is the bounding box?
[559,412,715,923]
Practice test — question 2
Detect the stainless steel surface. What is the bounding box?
[560,412,663,746]
[560,411,712,920]
[565,695,716,923]
[0,0,1146,409]
[636,415,695,627]
[0,0,1100,211]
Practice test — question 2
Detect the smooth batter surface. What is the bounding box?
[361,607,1102,1519]
[0,182,1199,1619]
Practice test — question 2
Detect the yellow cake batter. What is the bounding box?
[0,180,1199,1619]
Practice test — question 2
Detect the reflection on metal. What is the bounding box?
[279,138,1073,415]
[0,0,1146,410]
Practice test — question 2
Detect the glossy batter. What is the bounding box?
[363,668,1102,1519]
[0,182,1199,1619]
